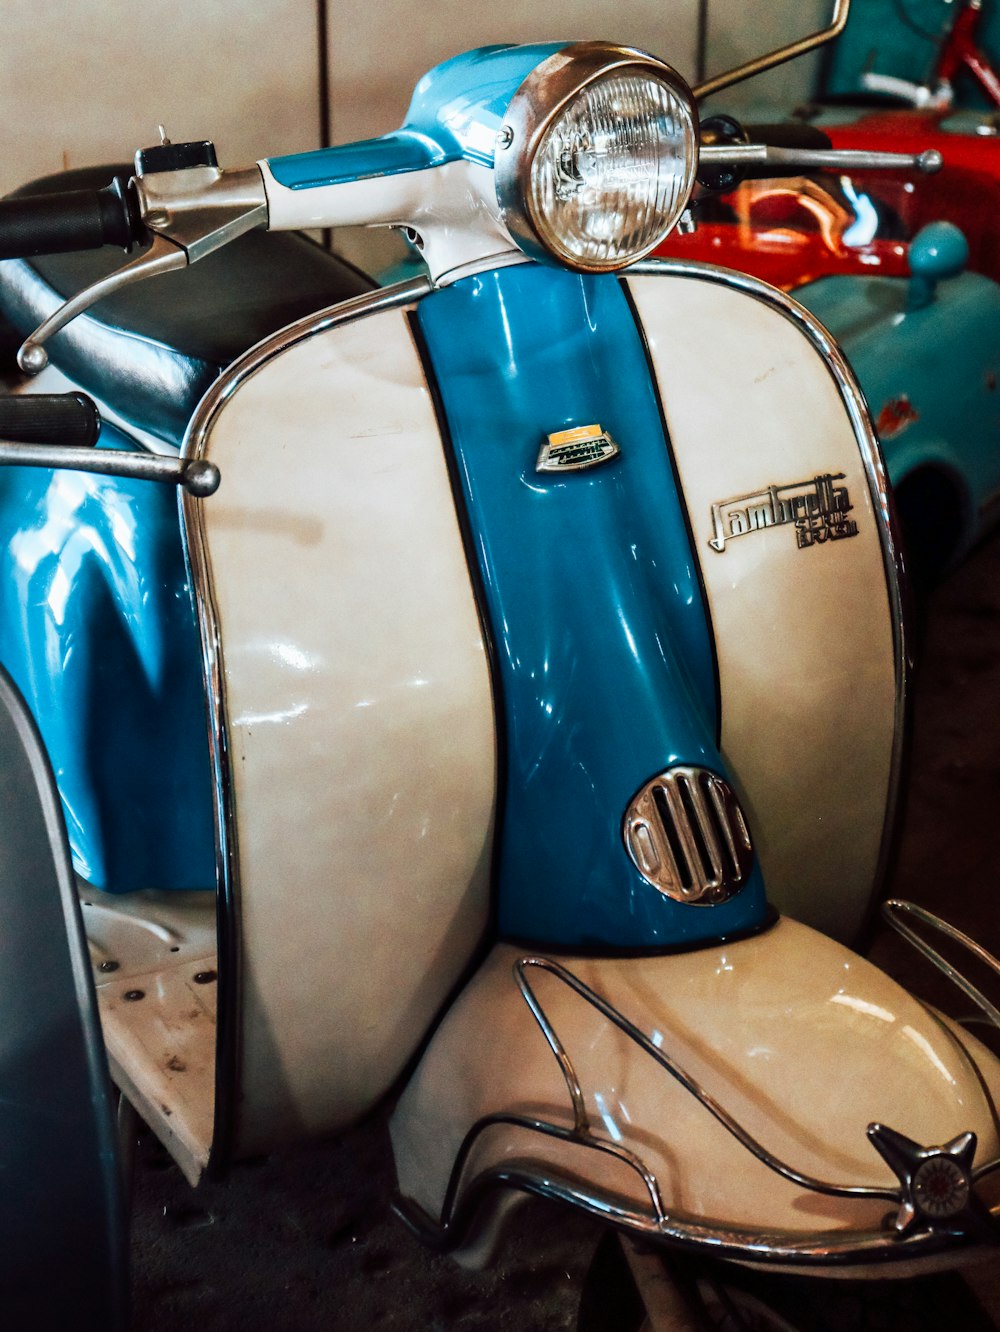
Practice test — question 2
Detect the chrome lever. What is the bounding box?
[17,164,267,376]
[0,438,220,496]
[18,233,186,374]
[698,144,944,175]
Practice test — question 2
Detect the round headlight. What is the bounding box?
[496,43,698,272]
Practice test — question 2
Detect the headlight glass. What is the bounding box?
[527,68,696,269]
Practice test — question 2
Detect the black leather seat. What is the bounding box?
[0,166,376,445]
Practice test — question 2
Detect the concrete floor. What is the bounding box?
[129,529,1000,1331]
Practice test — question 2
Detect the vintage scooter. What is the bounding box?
[4,3,1000,1327]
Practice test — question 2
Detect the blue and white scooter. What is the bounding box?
[1,3,999,1326]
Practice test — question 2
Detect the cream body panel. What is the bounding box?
[190,307,496,1154]
[391,918,1000,1242]
[627,270,898,942]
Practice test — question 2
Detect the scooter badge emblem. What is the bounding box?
[536,423,620,473]
[709,472,859,552]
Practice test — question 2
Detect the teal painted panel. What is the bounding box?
[418,264,767,949]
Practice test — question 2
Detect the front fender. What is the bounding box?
[391,916,1000,1270]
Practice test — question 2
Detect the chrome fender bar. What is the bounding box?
[390,916,1000,1270]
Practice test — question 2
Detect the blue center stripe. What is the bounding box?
[417,264,767,948]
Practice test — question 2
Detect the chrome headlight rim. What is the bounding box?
[495,41,699,274]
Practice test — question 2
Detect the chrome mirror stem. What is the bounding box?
[693,0,850,101]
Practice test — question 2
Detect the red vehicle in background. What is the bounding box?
[821,104,1000,279]
[661,106,1000,289]
[665,0,1000,289]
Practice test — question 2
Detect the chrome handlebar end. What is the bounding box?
[698,143,945,176]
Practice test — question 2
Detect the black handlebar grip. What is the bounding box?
[0,175,143,260]
[0,394,101,447]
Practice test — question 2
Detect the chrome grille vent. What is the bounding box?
[623,766,753,904]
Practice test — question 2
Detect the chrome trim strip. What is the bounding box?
[177,274,434,1167]
[629,256,909,940]
[186,274,434,443]
[883,900,1000,1088]
[400,1156,994,1272]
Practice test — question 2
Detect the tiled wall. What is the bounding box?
[323,0,701,148]
[2,0,322,192]
[2,0,828,198]
[327,0,828,146]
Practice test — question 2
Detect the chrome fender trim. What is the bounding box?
[390,917,1000,1269]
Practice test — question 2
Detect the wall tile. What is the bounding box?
[1,0,319,195]
[703,0,830,111]
[324,0,702,146]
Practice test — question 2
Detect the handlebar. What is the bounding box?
[0,176,143,261]
[0,393,100,447]
[0,109,942,378]
[697,117,836,191]
[696,117,942,192]
[0,393,220,496]
[6,155,266,375]
[700,142,944,176]
[699,117,944,189]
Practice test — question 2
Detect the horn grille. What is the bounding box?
[623,766,753,904]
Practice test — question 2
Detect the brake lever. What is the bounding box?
[17,165,267,376]
[18,233,186,373]
[698,143,944,176]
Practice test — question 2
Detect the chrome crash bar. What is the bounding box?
[399,915,1000,1268]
